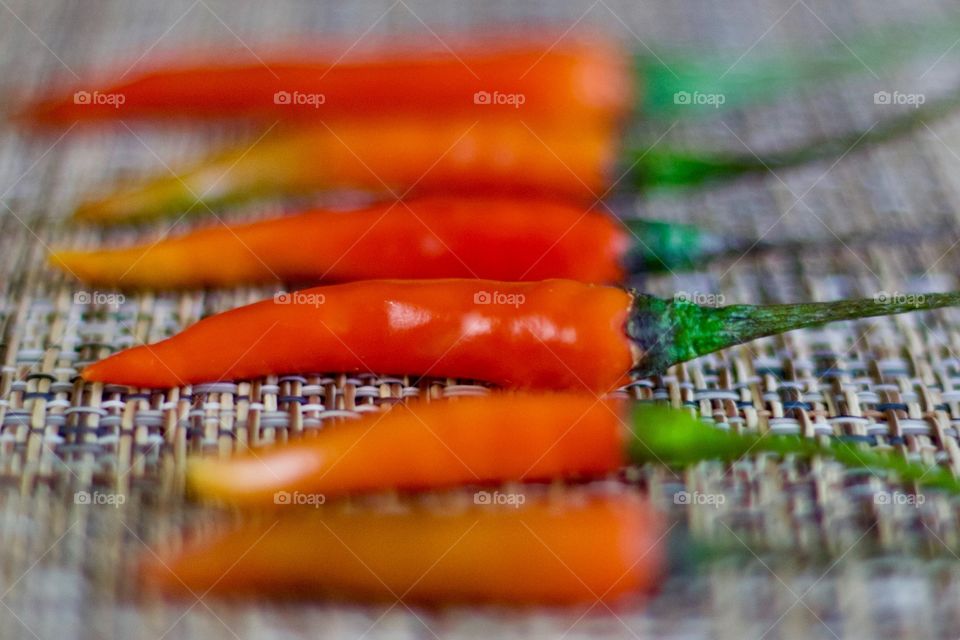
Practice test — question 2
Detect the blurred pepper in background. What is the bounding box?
[144,489,665,605]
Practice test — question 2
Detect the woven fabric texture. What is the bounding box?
[3,0,960,638]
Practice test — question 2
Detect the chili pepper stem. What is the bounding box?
[626,86,960,191]
[627,291,960,377]
[627,404,960,495]
[638,17,960,119]
[620,219,721,273]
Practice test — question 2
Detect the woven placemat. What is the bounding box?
[3,0,960,638]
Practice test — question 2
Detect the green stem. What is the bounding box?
[637,17,960,119]
[626,291,960,377]
[628,404,960,494]
[620,218,959,274]
[623,85,960,191]
[620,219,718,273]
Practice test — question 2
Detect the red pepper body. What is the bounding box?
[190,393,628,505]
[53,196,632,287]
[81,279,635,390]
[24,37,633,126]
[143,492,664,605]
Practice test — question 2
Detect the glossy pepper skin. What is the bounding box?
[81,281,960,391]
[143,491,663,605]
[53,196,632,287]
[73,118,616,224]
[189,393,627,506]
[81,279,635,391]
[24,36,633,126]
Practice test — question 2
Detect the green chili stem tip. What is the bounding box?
[627,404,960,495]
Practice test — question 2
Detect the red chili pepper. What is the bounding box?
[51,196,957,289]
[80,278,960,390]
[52,196,634,287]
[24,36,632,126]
[82,279,634,390]
[73,118,616,224]
[142,490,664,605]
[22,21,955,126]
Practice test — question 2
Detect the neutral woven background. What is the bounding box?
[4,0,960,638]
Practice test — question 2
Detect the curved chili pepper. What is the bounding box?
[73,118,615,224]
[142,490,663,604]
[24,36,632,126]
[189,397,960,506]
[80,278,960,390]
[52,196,716,287]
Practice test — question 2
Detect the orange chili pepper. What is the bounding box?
[80,278,960,391]
[53,196,633,287]
[189,394,960,508]
[24,36,632,126]
[142,490,663,605]
[189,393,627,506]
[73,118,615,224]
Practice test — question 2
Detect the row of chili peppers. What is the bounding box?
[17,25,960,606]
